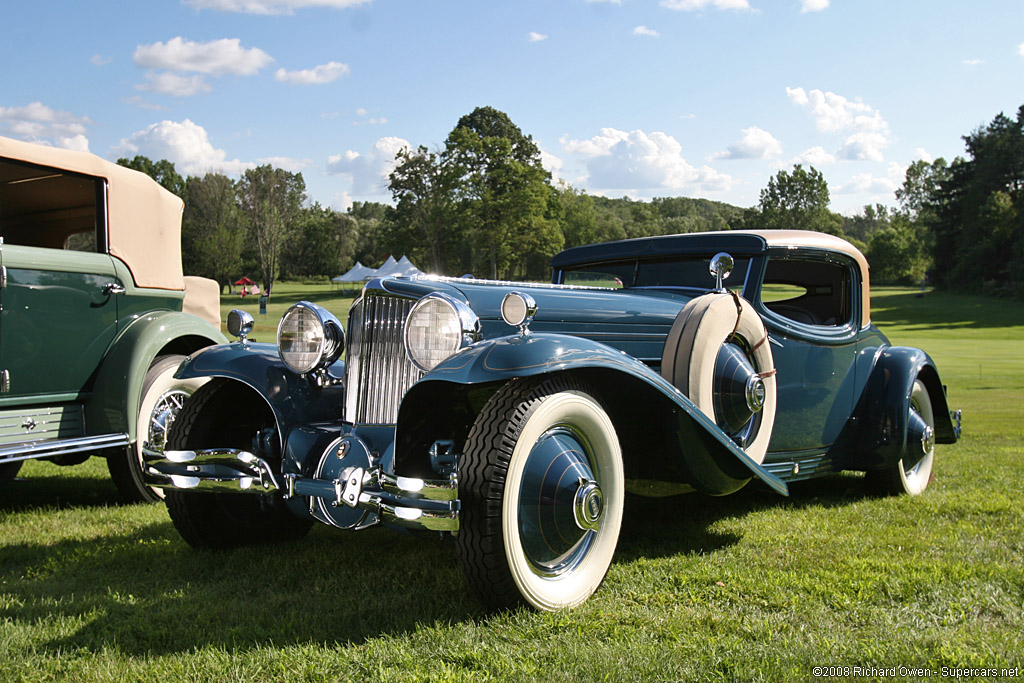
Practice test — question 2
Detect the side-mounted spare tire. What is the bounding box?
[661,292,777,494]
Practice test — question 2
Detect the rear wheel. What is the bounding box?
[866,378,935,496]
[165,380,312,549]
[456,376,624,611]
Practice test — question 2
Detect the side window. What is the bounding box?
[0,158,102,252]
[761,257,852,327]
[562,270,625,288]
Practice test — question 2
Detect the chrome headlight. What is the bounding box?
[404,293,480,372]
[277,301,345,374]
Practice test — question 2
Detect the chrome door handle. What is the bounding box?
[102,282,126,295]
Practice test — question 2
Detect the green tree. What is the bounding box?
[182,173,244,291]
[282,203,357,280]
[445,107,562,279]
[756,164,842,234]
[896,159,948,221]
[552,183,600,249]
[387,145,462,274]
[116,155,185,198]
[932,106,1024,293]
[237,165,306,293]
[867,217,930,286]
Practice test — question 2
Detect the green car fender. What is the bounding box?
[86,310,226,441]
[399,333,789,496]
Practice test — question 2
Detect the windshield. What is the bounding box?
[560,255,751,292]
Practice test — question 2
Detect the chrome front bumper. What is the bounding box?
[144,448,459,532]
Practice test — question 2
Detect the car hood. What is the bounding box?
[379,276,695,364]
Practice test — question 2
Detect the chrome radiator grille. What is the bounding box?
[344,291,423,425]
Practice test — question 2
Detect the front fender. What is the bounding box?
[407,333,788,496]
[174,342,346,449]
[858,346,957,470]
[86,310,226,440]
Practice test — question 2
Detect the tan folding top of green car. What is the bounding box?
[0,135,184,291]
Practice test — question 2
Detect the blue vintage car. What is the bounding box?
[146,230,961,611]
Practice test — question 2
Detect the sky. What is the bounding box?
[2,0,1022,216]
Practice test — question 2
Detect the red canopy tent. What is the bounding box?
[234,276,256,286]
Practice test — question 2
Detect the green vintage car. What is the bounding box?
[146,229,960,611]
[0,136,226,501]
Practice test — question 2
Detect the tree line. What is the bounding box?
[121,104,1024,296]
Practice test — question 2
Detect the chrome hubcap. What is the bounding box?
[518,426,599,577]
[573,478,604,532]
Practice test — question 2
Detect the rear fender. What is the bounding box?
[857,346,957,470]
[399,333,789,496]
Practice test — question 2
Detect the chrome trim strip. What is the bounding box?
[0,433,130,463]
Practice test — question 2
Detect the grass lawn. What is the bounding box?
[1,286,1021,682]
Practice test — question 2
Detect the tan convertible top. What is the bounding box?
[0,135,184,291]
[744,229,871,328]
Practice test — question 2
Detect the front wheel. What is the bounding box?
[866,378,936,496]
[456,376,624,611]
[165,379,311,549]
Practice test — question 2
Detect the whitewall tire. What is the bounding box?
[457,376,624,611]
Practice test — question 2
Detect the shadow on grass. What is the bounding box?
[872,289,1024,330]
[616,471,872,563]
[0,472,872,656]
[0,470,122,512]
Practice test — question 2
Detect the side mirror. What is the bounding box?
[709,252,734,291]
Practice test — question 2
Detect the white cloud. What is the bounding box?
[714,126,782,160]
[660,0,751,11]
[275,61,350,85]
[183,0,371,14]
[561,127,733,195]
[800,0,828,12]
[91,54,113,66]
[836,132,889,162]
[137,72,212,97]
[792,146,836,166]
[134,37,273,76]
[326,136,411,194]
[836,163,905,198]
[1019,42,1024,56]
[114,119,253,176]
[540,147,565,183]
[353,109,388,125]
[913,147,933,163]
[633,26,660,37]
[786,86,891,162]
[528,32,548,42]
[963,58,984,66]
[585,0,622,4]
[0,102,91,151]
[256,156,313,172]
